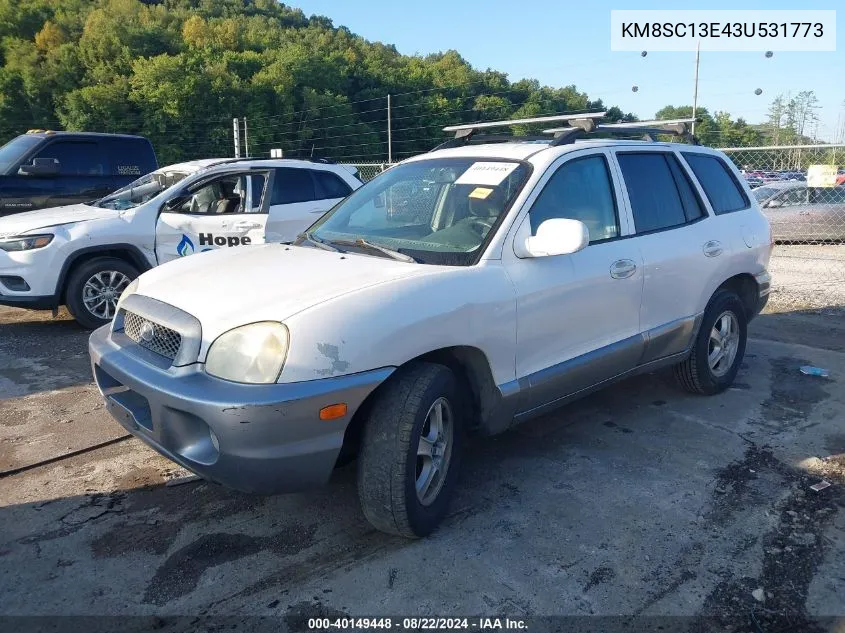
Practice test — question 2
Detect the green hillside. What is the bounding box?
[0,0,632,164]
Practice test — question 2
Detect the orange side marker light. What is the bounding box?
[319,403,348,420]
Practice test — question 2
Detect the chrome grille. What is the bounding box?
[123,311,182,360]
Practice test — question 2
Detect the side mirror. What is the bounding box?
[18,158,59,177]
[520,218,589,258]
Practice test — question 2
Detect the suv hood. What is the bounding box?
[132,244,434,342]
[0,204,116,237]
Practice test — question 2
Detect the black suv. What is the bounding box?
[0,131,158,216]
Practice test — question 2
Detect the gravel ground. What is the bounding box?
[768,244,845,310]
[0,303,844,632]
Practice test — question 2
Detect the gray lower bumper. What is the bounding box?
[89,326,393,494]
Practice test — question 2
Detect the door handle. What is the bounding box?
[703,240,723,258]
[610,259,637,279]
[233,221,262,230]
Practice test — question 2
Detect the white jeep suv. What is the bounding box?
[0,158,361,328]
[90,116,772,537]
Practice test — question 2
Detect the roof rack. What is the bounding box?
[432,112,606,150]
[543,117,700,145]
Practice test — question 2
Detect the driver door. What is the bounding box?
[155,171,270,264]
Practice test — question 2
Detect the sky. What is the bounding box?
[293,0,844,143]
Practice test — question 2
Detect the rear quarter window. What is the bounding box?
[682,152,749,215]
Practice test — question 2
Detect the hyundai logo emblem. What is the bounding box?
[139,321,156,342]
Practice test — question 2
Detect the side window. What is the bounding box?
[313,170,353,200]
[617,153,690,233]
[34,141,104,176]
[102,138,155,176]
[529,155,619,242]
[781,188,808,206]
[682,152,749,214]
[270,167,316,205]
[171,174,246,215]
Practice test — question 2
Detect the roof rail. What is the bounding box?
[432,112,606,150]
[544,117,700,146]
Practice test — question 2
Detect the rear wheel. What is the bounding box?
[674,289,747,395]
[65,257,138,329]
[357,362,464,538]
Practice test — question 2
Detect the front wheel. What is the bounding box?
[357,362,464,538]
[674,289,747,395]
[64,257,139,329]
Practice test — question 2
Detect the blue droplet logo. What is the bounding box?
[177,234,194,257]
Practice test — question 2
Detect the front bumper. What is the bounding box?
[89,326,393,494]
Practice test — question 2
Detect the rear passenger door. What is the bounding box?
[613,150,732,360]
[265,167,352,242]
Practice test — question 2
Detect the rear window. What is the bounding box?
[101,137,157,177]
[617,152,699,233]
[271,167,316,205]
[682,153,749,215]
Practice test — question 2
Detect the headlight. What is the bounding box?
[205,322,289,384]
[0,234,54,252]
[116,278,139,314]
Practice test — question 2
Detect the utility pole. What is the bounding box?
[691,40,700,136]
[387,94,393,164]
[243,117,250,158]
[232,117,240,158]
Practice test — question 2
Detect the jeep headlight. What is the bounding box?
[205,322,289,384]
[0,234,54,252]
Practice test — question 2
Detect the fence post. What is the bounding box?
[243,117,250,158]
[387,94,392,164]
[232,117,240,158]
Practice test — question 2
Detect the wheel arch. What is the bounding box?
[338,345,506,464]
[715,273,760,321]
[57,244,152,303]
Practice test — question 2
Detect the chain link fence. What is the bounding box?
[344,162,392,182]
[723,145,845,311]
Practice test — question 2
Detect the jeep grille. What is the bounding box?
[123,311,182,360]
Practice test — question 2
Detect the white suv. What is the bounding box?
[90,116,772,537]
[0,158,361,328]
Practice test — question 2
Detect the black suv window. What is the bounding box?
[530,154,619,242]
[314,170,352,200]
[617,152,704,233]
[271,168,316,205]
[682,152,749,214]
[33,141,104,176]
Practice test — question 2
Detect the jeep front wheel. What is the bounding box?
[65,257,139,329]
[357,362,464,538]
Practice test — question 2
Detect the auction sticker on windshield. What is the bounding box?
[455,162,518,186]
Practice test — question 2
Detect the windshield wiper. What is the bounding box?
[332,238,417,263]
[300,231,344,253]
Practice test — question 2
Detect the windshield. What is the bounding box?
[301,158,531,265]
[752,185,782,202]
[93,170,189,210]
[0,135,43,174]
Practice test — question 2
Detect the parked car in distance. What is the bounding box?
[90,118,772,537]
[0,157,361,328]
[0,130,158,215]
[752,180,845,242]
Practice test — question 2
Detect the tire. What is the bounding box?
[357,362,464,538]
[64,257,139,329]
[674,289,748,395]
